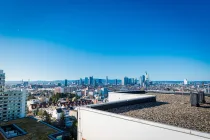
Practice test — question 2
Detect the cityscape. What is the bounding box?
[1,0,210,140]
[1,69,210,139]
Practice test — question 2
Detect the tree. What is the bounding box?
[69,120,77,140]
[59,112,65,127]
[28,94,36,100]
[43,111,51,124]
[34,108,39,116]
[38,110,44,118]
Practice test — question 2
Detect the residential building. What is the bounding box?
[0,89,28,121]
[27,99,40,112]
[64,86,77,93]
[0,70,28,121]
[54,87,64,93]
[0,70,5,93]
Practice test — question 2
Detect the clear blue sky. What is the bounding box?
[0,0,210,81]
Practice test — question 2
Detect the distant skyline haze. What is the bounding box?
[0,0,210,81]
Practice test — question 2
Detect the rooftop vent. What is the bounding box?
[190,93,199,107]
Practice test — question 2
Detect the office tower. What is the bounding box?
[58,83,62,87]
[23,82,29,87]
[106,76,108,85]
[0,70,5,93]
[115,79,118,85]
[85,77,89,85]
[98,79,103,84]
[0,70,28,120]
[131,78,135,85]
[139,76,141,85]
[93,79,97,87]
[65,79,68,87]
[89,76,94,86]
[145,71,149,81]
[124,77,129,85]
[135,78,138,85]
[141,75,145,86]
[79,78,83,85]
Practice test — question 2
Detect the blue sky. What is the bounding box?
[0,0,210,81]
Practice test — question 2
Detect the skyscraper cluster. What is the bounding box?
[123,71,151,87]
[123,77,138,85]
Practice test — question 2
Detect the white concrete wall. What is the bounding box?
[108,92,154,102]
[20,89,27,118]
[78,107,210,140]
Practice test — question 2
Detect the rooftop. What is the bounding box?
[0,117,58,140]
[107,93,210,133]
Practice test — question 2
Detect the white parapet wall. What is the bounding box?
[108,92,153,102]
[78,107,210,140]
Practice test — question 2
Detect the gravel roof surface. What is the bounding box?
[107,93,210,133]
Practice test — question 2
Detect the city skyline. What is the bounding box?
[1,0,210,81]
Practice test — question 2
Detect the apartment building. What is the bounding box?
[0,70,28,121]
[0,70,5,93]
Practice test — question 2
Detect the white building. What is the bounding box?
[184,79,188,85]
[52,108,63,120]
[0,70,28,121]
[0,89,28,120]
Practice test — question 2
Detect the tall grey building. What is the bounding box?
[106,76,108,85]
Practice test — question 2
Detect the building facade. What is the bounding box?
[124,77,129,85]
[85,77,89,85]
[89,76,93,86]
[0,89,28,121]
[106,76,108,85]
[0,70,5,93]
[64,79,68,87]
[0,70,28,121]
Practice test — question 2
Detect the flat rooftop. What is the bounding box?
[107,93,210,133]
[0,117,58,140]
